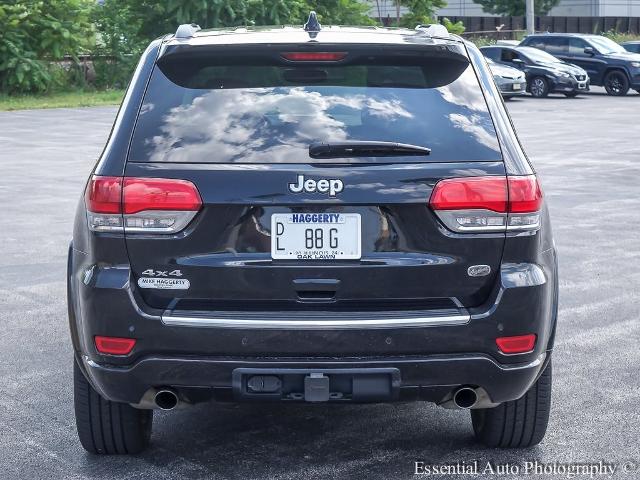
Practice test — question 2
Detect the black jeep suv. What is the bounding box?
[68,17,558,454]
[520,33,640,95]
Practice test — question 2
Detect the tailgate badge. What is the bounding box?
[468,265,491,277]
[138,277,190,290]
[289,174,343,197]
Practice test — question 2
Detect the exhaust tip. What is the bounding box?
[154,389,178,410]
[453,387,478,409]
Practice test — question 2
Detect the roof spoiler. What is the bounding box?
[175,23,201,39]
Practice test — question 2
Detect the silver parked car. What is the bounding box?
[486,57,526,99]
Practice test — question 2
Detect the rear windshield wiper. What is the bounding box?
[309,141,431,159]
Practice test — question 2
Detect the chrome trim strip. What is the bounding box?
[498,352,546,371]
[161,313,470,329]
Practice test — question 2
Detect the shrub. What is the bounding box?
[441,17,465,35]
[0,0,93,94]
[601,30,640,44]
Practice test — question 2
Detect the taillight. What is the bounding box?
[496,334,536,354]
[85,176,201,234]
[85,176,122,213]
[85,176,124,232]
[95,335,136,355]
[429,175,542,233]
[123,178,202,233]
[281,52,347,61]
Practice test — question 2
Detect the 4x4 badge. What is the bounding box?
[288,174,343,197]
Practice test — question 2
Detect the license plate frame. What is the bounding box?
[271,213,362,260]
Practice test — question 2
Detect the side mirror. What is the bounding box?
[512,58,525,68]
[584,47,595,56]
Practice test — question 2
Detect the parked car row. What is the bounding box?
[483,33,640,98]
[483,45,589,98]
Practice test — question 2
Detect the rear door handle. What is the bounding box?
[292,279,341,292]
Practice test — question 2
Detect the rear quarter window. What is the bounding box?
[129,50,501,164]
[482,48,501,62]
[624,43,640,53]
[546,37,568,55]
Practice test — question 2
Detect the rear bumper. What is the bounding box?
[70,243,558,406]
[501,90,526,98]
[79,351,548,407]
[495,77,526,97]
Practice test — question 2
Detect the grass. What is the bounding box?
[0,89,125,111]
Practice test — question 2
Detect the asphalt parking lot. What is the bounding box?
[1,88,639,479]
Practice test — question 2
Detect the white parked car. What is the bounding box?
[486,57,527,99]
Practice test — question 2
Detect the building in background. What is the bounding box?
[365,0,640,20]
[436,0,640,17]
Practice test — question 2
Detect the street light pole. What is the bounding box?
[526,0,535,35]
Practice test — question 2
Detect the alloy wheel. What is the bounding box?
[530,78,547,97]
[605,73,626,95]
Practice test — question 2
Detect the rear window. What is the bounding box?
[129,52,501,164]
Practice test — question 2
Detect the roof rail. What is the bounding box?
[415,24,449,38]
[175,23,201,39]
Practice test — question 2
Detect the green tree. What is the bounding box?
[398,0,446,28]
[92,0,375,86]
[0,0,93,93]
[441,17,466,35]
[305,0,374,25]
[94,0,373,45]
[91,0,145,89]
[475,0,560,16]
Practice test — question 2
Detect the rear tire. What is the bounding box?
[603,70,630,96]
[471,361,552,448]
[74,359,153,454]
[529,77,549,98]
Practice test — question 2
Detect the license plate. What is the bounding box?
[271,213,361,260]
[512,83,522,90]
[578,82,587,89]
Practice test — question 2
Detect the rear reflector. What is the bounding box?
[85,176,201,233]
[496,334,537,354]
[429,175,543,232]
[281,52,347,61]
[95,336,136,355]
